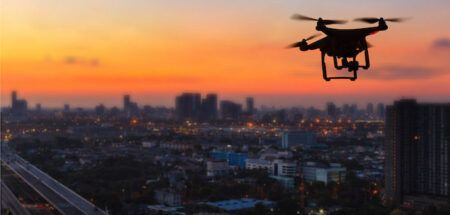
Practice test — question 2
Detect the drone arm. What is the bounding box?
[359,40,370,69]
[307,38,327,51]
[321,51,330,81]
[361,48,370,69]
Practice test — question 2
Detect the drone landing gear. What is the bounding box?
[322,52,358,81]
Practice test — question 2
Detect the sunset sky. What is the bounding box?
[1,0,450,108]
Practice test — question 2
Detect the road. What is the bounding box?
[1,151,107,215]
[1,181,32,215]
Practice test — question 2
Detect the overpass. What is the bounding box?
[1,181,32,215]
[1,150,107,215]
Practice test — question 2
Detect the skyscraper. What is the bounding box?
[10,91,28,116]
[385,99,450,208]
[11,91,17,106]
[123,94,138,117]
[220,100,242,120]
[376,103,385,119]
[201,94,218,121]
[326,102,338,119]
[246,97,255,115]
[123,94,131,111]
[366,102,374,116]
[175,93,201,121]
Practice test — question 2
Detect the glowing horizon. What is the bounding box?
[2,0,450,108]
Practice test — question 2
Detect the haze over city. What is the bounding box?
[2,0,450,107]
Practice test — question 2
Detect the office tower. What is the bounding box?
[326,102,337,119]
[201,94,218,121]
[35,103,42,112]
[385,99,450,207]
[220,100,242,120]
[64,104,70,112]
[376,103,385,119]
[123,94,131,112]
[342,104,350,116]
[366,102,374,116]
[11,91,17,106]
[10,91,28,115]
[306,107,321,119]
[123,94,138,117]
[175,93,201,121]
[95,104,106,115]
[246,97,255,115]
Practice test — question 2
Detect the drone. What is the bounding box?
[288,14,406,81]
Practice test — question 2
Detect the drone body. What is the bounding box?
[289,14,405,81]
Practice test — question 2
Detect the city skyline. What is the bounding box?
[1,90,432,110]
[2,0,450,107]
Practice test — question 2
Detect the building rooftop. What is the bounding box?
[206,198,274,212]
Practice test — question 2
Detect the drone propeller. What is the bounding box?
[385,18,408,22]
[291,14,347,25]
[287,34,321,48]
[354,17,408,24]
[287,42,303,49]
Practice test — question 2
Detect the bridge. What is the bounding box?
[1,149,107,215]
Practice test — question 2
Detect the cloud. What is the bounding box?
[64,56,99,67]
[432,38,450,49]
[64,56,78,64]
[364,65,445,80]
[73,75,203,84]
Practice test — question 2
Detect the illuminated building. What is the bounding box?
[302,162,346,185]
[210,151,247,168]
[385,99,450,207]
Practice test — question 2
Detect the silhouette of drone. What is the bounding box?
[288,14,406,81]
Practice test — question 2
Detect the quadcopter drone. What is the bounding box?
[288,14,406,81]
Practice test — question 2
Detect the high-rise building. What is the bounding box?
[326,102,338,119]
[200,94,218,121]
[11,91,17,105]
[342,104,350,115]
[64,104,70,112]
[10,91,28,116]
[175,93,201,121]
[246,97,255,115]
[95,104,106,115]
[123,94,131,111]
[385,99,450,207]
[220,100,242,120]
[123,94,139,117]
[366,102,374,116]
[376,103,385,119]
